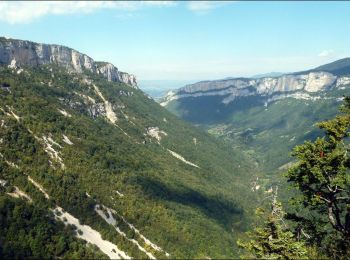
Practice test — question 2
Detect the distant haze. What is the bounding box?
[251,72,286,79]
[138,80,198,99]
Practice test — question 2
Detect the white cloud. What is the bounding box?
[144,1,176,7]
[187,1,234,15]
[0,1,176,24]
[318,49,335,57]
[0,1,233,24]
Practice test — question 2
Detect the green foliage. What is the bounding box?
[165,85,350,175]
[0,194,106,259]
[238,96,350,259]
[238,195,308,259]
[0,64,258,258]
[285,96,350,257]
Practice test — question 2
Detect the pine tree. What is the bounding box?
[286,96,350,257]
[237,188,308,259]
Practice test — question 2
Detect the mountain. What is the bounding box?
[160,71,347,108]
[0,37,137,87]
[162,59,350,175]
[251,72,286,78]
[0,38,258,259]
[308,57,350,76]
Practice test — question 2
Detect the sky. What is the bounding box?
[1,1,350,81]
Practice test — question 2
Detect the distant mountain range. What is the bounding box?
[251,72,286,78]
[162,58,350,175]
[301,57,350,76]
[161,58,350,108]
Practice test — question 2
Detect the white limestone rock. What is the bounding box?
[146,127,167,142]
[336,76,350,88]
[162,71,338,106]
[0,37,137,87]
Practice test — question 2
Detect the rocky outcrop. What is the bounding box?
[336,76,350,89]
[0,37,137,88]
[161,71,349,106]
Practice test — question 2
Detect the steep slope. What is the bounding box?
[162,59,350,177]
[309,57,350,76]
[0,37,137,87]
[0,38,258,258]
[161,71,345,108]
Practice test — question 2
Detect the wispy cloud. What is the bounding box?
[187,1,234,15]
[318,49,335,57]
[144,1,176,7]
[0,1,176,24]
[0,1,233,24]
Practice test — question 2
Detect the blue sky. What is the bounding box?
[1,1,350,80]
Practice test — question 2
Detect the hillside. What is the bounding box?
[310,57,350,76]
[162,59,350,179]
[0,38,258,258]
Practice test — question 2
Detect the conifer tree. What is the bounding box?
[237,188,308,259]
[286,96,350,257]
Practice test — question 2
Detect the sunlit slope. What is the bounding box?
[166,87,350,174]
[0,64,257,258]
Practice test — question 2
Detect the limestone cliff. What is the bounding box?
[0,37,137,88]
[161,71,350,106]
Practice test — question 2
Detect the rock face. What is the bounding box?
[161,71,349,106]
[0,37,137,88]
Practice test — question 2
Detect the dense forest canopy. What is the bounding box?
[0,61,258,258]
[239,97,350,258]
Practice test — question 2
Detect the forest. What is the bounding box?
[0,64,257,258]
[238,97,350,258]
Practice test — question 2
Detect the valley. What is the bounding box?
[2,37,350,258]
[162,59,350,178]
[2,1,350,258]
